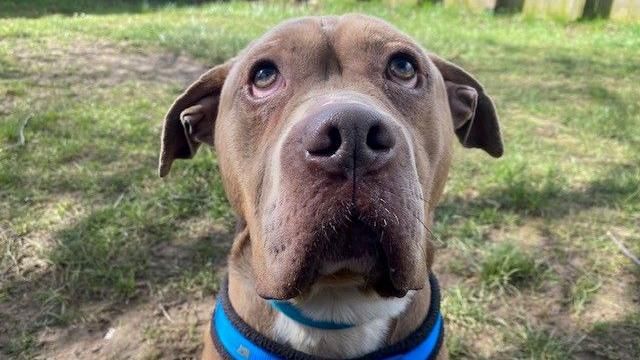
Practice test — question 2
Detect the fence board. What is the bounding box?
[610,0,640,19]
[523,0,587,20]
[444,0,497,11]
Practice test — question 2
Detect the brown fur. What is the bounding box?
[159,14,501,359]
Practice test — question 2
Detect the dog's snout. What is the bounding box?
[302,104,397,176]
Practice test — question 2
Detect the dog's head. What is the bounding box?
[159,15,502,300]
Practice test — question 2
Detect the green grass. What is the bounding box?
[512,327,571,360]
[1,0,639,358]
[570,273,602,313]
[480,242,546,291]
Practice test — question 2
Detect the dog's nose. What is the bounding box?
[303,103,397,176]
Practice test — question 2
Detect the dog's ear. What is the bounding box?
[158,60,233,177]
[429,54,503,158]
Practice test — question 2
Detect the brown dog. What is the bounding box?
[159,14,502,360]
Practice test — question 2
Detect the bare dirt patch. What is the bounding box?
[16,38,209,87]
[1,38,210,115]
[38,298,214,359]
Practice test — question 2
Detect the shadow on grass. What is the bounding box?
[439,161,639,358]
[480,266,639,359]
[488,311,640,359]
[0,0,221,19]
[469,44,640,147]
[580,314,640,359]
[0,159,234,356]
[438,162,639,220]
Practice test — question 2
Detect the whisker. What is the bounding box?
[409,212,446,249]
[365,190,447,249]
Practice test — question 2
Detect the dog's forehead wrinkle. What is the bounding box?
[319,16,338,30]
[318,31,343,79]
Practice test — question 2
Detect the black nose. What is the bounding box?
[303,103,398,176]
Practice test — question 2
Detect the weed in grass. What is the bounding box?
[473,207,504,226]
[480,242,545,291]
[446,334,472,359]
[442,286,490,329]
[512,327,571,360]
[4,331,36,357]
[438,218,489,277]
[457,219,488,244]
[447,257,476,278]
[588,164,640,212]
[569,273,602,313]
[491,159,566,216]
[35,288,75,326]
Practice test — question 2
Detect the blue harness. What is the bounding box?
[210,274,444,360]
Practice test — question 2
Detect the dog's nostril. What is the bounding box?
[366,124,395,151]
[309,126,342,157]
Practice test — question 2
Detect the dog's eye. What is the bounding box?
[387,55,417,86]
[252,63,279,89]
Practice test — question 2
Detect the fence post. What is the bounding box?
[495,0,525,13]
[582,0,614,18]
[522,0,587,20]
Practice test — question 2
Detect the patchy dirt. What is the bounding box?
[1,38,209,115]
[1,216,229,359]
[1,193,83,283]
[37,298,213,359]
[17,38,209,87]
[0,40,220,359]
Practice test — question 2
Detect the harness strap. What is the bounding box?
[269,300,355,330]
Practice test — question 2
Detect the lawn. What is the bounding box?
[1,1,639,358]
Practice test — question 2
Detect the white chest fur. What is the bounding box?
[270,285,414,358]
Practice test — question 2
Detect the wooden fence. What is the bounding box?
[385,0,639,20]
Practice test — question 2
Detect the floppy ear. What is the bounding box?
[158,60,233,177]
[429,54,503,158]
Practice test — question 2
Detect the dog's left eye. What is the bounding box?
[387,55,417,86]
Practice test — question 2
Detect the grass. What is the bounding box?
[1,0,639,358]
[480,242,545,291]
[0,0,213,18]
[570,273,602,313]
[512,327,571,360]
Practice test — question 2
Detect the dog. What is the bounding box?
[158,14,502,360]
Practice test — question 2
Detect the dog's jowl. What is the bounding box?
[159,14,502,360]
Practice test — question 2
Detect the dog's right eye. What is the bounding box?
[250,61,282,98]
[252,62,279,88]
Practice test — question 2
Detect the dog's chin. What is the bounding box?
[314,271,367,289]
[312,269,410,299]
[256,203,427,300]
[256,256,416,300]
[313,255,411,299]
[278,236,413,299]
